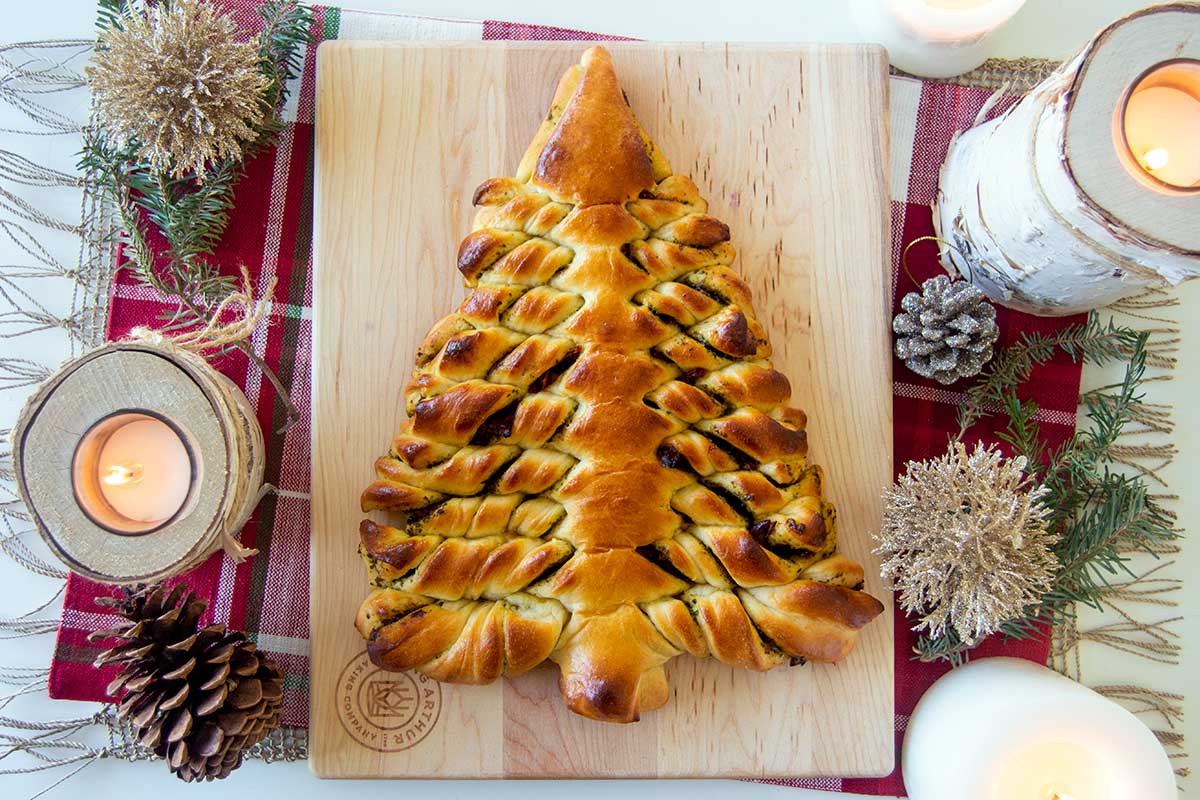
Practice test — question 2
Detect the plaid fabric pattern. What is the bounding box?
[49,3,1086,794]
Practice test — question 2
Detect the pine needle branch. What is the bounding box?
[95,0,134,34]
[954,313,1143,441]
[914,631,974,666]
[258,1,313,114]
[80,0,311,432]
[915,317,1176,663]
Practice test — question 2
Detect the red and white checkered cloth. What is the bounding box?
[48,3,1086,794]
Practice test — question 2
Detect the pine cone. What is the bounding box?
[89,584,283,782]
[893,275,998,384]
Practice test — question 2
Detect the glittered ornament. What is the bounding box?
[894,274,999,384]
[874,442,1056,649]
[87,0,269,179]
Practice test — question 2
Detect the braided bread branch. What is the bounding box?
[355,46,883,723]
[356,517,876,718]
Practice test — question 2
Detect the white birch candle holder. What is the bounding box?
[11,337,267,584]
[934,3,1200,316]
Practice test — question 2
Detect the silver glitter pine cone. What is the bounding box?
[893,275,998,384]
[89,584,283,782]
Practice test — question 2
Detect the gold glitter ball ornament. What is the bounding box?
[874,442,1057,648]
[87,0,270,179]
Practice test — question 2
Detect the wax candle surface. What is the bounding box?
[97,417,191,524]
[924,0,991,9]
[1124,84,1200,188]
[853,0,1027,79]
[989,739,1115,799]
[902,658,1176,800]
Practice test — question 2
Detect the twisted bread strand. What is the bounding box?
[357,588,568,682]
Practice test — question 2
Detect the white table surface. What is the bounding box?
[3,1,1193,798]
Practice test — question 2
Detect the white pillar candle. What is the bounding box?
[851,0,1028,79]
[903,658,1176,799]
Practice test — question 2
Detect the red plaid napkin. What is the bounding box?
[48,3,1085,793]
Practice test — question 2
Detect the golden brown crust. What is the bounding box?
[554,605,676,722]
[529,48,659,207]
[355,45,883,724]
[741,581,884,663]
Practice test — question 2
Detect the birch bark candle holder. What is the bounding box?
[12,337,267,584]
[934,3,1200,316]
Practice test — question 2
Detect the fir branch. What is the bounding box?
[995,390,1045,473]
[95,0,134,34]
[915,318,1176,663]
[914,631,973,666]
[954,313,1143,440]
[1001,474,1174,643]
[80,0,313,431]
[226,0,316,152]
[258,1,313,115]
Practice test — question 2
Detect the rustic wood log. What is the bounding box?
[12,338,267,584]
[934,3,1200,316]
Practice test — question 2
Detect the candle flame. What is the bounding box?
[1143,147,1170,171]
[102,463,144,487]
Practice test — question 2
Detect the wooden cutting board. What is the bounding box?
[311,41,893,780]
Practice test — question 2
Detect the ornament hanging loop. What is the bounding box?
[900,234,976,289]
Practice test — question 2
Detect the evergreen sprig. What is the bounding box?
[915,313,1176,664]
[258,0,312,122]
[95,0,132,34]
[83,0,314,430]
[954,314,1143,440]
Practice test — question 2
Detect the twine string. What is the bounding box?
[128,264,298,434]
[128,328,267,566]
[124,272,276,565]
[131,265,275,355]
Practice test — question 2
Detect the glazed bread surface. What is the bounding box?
[355,45,884,724]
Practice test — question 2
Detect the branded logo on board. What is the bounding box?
[336,652,442,752]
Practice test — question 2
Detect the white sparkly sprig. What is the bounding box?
[874,442,1057,647]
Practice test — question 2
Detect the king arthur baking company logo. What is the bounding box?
[337,652,442,752]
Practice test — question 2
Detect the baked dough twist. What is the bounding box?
[355,45,884,723]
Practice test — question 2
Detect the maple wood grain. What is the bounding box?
[311,41,893,779]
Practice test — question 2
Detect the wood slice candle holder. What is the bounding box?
[934,3,1200,315]
[11,337,267,584]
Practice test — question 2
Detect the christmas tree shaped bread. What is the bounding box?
[355,46,884,724]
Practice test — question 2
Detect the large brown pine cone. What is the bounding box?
[89,584,283,782]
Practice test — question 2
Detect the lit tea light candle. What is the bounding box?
[903,658,1176,799]
[83,414,193,528]
[15,340,267,583]
[1122,61,1200,190]
[851,0,1028,78]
